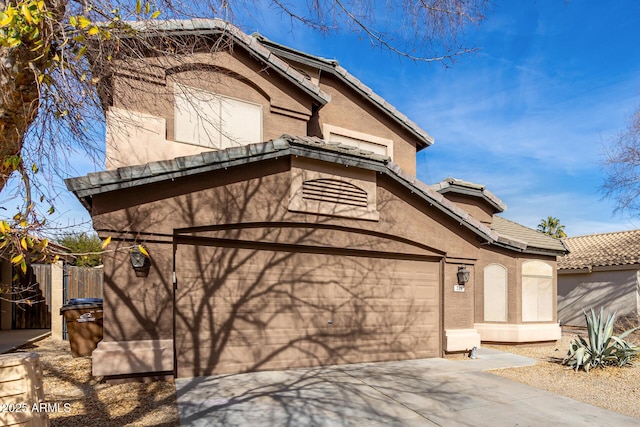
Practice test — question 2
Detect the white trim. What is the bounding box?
[474,323,561,343]
[322,124,393,159]
[445,329,481,352]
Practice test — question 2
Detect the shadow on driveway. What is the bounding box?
[176,350,638,426]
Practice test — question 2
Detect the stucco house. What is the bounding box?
[558,230,640,326]
[65,19,566,379]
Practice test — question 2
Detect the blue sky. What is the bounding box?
[248,0,640,236]
[6,0,640,237]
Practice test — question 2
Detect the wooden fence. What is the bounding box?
[63,265,104,302]
[13,264,52,329]
[11,263,103,338]
[62,265,103,339]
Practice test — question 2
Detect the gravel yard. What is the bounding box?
[486,327,640,419]
[13,338,179,426]
[12,326,640,425]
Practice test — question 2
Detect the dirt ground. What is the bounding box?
[11,325,640,425]
[485,326,640,419]
[12,338,179,427]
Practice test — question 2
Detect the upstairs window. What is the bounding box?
[323,124,392,158]
[174,83,262,149]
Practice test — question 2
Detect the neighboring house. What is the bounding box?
[65,19,566,379]
[558,230,640,326]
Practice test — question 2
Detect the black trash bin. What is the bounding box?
[60,298,104,357]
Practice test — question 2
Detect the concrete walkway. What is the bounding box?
[0,329,50,353]
[176,348,638,426]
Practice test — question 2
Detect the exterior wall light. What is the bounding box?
[130,244,151,277]
[454,265,470,292]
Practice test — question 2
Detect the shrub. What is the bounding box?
[55,232,103,267]
[563,308,640,372]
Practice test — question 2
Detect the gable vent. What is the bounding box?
[302,178,368,207]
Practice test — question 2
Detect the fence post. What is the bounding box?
[50,261,64,340]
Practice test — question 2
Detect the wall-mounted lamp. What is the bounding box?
[457,265,470,285]
[130,244,151,277]
[454,265,470,292]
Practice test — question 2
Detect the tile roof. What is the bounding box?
[558,229,640,270]
[66,135,566,257]
[491,216,567,254]
[252,34,434,150]
[123,19,331,106]
[121,19,433,149]
[431,177,507,213]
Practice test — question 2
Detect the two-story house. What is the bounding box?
[66,19,566,379]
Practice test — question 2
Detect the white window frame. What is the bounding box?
[322,124,393,159]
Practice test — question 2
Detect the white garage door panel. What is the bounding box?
[175,245,440,377]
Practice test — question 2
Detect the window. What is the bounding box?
[174,83,262,149]
[484,264,507,322]
[322,124,392,158]
[521,261,553,322]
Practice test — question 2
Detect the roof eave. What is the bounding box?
[67,136,562,255]
[115,19,331,107]
[254,34,434,150]
[66,137,511,249]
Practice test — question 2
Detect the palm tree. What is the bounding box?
[537,216,567,238]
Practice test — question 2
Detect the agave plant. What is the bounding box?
[563,308,640,372]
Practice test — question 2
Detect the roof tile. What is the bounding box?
[491,216,566,252]
[558,229,640,270]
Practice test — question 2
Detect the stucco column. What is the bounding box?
[50,261,64,340]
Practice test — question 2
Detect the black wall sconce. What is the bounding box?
[455,265,470,292]
[130,244,151,277]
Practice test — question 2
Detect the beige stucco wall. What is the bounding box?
[86,156,562,375]
[106,49,314,169]
[314,74,419,175]
[439,193,496,225]
[558,268,640,326]
[90,158,484,345]
[474,247,558,325]
[443,262,475,330]
[105,46,424,176]
[473,246,560,342]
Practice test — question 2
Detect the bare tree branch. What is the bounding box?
[602,107,640,216]
[0,0,491,272]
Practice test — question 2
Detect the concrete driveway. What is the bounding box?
[176,348,638,426]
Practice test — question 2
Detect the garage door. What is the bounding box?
[174,244,440,377]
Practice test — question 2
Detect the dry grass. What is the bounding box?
[13,326,640,424]
[12,338,179,427]
[486,327,640,419]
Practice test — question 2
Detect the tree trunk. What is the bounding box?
[0,0,65,193]
[0,43,40,191]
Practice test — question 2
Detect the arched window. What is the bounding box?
[522,261,553,322]
[484,264,507,322]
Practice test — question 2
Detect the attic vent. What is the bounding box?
[302,179,368,207]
